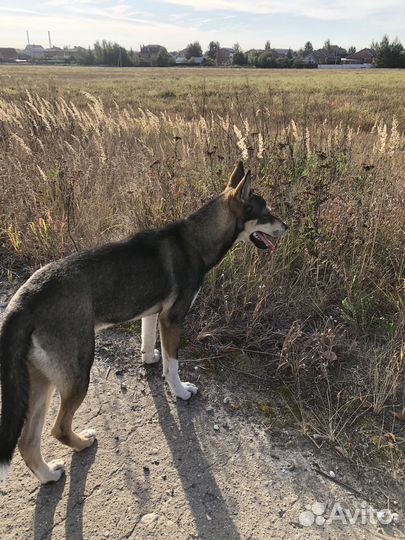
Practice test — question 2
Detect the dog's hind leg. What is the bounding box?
[141,314,160,364]
[18,367,65,484]
[159,317,197,400]
[51,336,96,452]
[51,370,96,452]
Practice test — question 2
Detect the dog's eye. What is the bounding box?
[245,203,253,214]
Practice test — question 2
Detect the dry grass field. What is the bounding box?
[0,66,404,481]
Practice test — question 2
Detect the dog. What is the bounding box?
[0,162,287,484]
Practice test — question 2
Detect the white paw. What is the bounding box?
[42,459,65,484]
[80,429,97,444]
[174,382,198,400]
[143,349,161,364]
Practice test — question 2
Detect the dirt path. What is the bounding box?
[0,293,403,539]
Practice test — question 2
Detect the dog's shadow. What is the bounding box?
[33,441,98,540]
[33,370,241,540]
[146,369,241,540]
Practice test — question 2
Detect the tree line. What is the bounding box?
[74,36,405,68]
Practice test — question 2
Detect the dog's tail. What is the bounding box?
[0,310,33,481]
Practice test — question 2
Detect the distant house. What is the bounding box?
[24,44,45,58]
[43,46,66,63]
[174,55,204,66]
[140,44,164,65]
[0,48,17,63]
[342,48,375,64]
[302,52,315,65]
[216,47,234,65]
[303,50,328,66]
[45,46,62,56]
[303,46,346,66]
[20,45,81,64]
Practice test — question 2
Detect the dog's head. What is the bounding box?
[225,162,288,252]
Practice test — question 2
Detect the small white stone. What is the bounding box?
[329,470,335,478]
[140,513,158,525]
[223,397,231,404]
[213,424,220,431]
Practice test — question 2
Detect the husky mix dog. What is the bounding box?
[0,162,287,484]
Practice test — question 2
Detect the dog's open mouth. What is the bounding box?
[249,232,277,252]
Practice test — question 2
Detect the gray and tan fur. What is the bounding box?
[0,162,287,484]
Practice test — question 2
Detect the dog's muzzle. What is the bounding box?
[249,232,277,252]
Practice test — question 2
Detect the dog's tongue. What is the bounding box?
[257,232,276,252]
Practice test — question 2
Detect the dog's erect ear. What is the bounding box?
[227,161,245,189]
[234,170,252,201]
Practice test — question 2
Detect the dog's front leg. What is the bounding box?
[159,317,197,400]
[141,314,161,364]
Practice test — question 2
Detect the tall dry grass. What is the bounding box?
[0,80,404,473]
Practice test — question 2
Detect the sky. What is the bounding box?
[1,0,404,52]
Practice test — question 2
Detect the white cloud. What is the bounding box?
[164,0,402,21]
[0,6,41,15]
[46,0,105,5]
